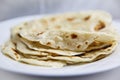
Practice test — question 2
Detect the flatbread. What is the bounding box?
[20,30,117,52]
[19,58,66,68]
[1,40,21,60]
[48,41,117,63]
[19,11,112,42]
[2,40,117,65]
[1,40,66,68]
[27,10,112,31]
[17,11,117,52]
[11,25,84,56]
[19,38,84,56]
[1,11,118,68]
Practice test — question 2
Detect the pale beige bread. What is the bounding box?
[1,40,117,66]
[17,11,117,52]
[19,11,112,42]
[18,29,117,55]
[19,37,84,56]
[20,30,117,52]
[1,11,119,68]
[11,27,51,56]
[1,40,21,60]
[48,41,117,63]
[19,58,66,68]
[17,35,118,64]
[16,36,83,57]
[1,38,118,67]
[1,40,66,68]
[19,41,117,64]
[12,28,118,63]
[100,25,120,40]
[11,25,84,56]
[16,40,50,56]
[40,10,112,32]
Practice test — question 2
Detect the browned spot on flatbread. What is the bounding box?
[77,45,81,48]
[71,34,77,39]
[85,42,88,45]
[66,36,69,38]
[89,41,104,47]
[94,21,105,31]
[84,16,90,21]
[57,46,60,49]
[14,53,19,59]
[50,17,56,22]
[40,19,48,25]
[46,42,51,46]
[12,48,17,53]
[48,53,58,57]
[17,33,22,38]
[12,48,19,59]
[55,25,61,29]
[13,42,17,46]
[67,17,75,21]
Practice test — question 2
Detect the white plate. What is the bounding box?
[0,15,120,77]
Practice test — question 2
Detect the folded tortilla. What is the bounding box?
[1,39,117,65]
[26,30,116,52]
[1,40,66,68]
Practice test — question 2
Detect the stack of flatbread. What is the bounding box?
[1,11,119,68]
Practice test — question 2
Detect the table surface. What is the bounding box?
[0,67,120,80]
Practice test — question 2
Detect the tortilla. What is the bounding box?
[39,10,112,32]
[48,41,117,63]
[19,11,112,42]
[20,30,117,52]
[19,38,84,56]
[2,39,117,66]
[19,58,66,68]
[20,41,117,64]
[17,11,117,52]
[11,25,84,56]
[1,40,66,68]
[1,40,21,60]
[1,11,118,68]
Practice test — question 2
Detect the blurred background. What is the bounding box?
[0,0,120,21]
